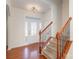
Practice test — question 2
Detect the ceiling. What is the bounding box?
[11,0,53,13]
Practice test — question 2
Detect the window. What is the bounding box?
[25,20,42,37]
[31,22,37,36]
[25,22,28,36]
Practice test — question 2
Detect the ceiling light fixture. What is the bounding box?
[27,4,41,13]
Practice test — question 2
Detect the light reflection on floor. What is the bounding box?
[24,48,30,59]
[24,48,39,59]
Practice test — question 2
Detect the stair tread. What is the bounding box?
[43,47,57,55]
[42,51,51,59]
[42,50,56,59]
[49,39,67,49]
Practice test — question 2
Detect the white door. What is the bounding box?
[25,16,42,44]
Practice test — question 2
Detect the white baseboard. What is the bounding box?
[8,42,38,50]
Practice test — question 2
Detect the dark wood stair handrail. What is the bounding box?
[41,21,53,34]
[59,17,72,35]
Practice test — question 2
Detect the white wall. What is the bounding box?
[66,0,73,59]
[7,0,46,49]
[7,0,44,49]
[6,0,13,49]
[62,0,69,23]
[61,0,73,59]
[69,0,73,40]
[61,0,70,36]
[42,0,62,37]
[51,0,62,36]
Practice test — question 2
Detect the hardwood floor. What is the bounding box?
[7,43,47,59]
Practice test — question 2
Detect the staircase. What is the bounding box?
[39,17,72,59]
[42,38,58,59]
[42,37,71,59]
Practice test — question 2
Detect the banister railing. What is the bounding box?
[41,21,53,33]
[59,17,72,35]
[39,21,53,54]
[56,17,72,59]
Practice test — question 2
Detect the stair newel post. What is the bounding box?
[56,32,61,59]
[39,30,42,54]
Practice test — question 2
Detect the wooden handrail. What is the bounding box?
[41,21,53,34]
[45,37,54,44]
[59,17,72,35]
